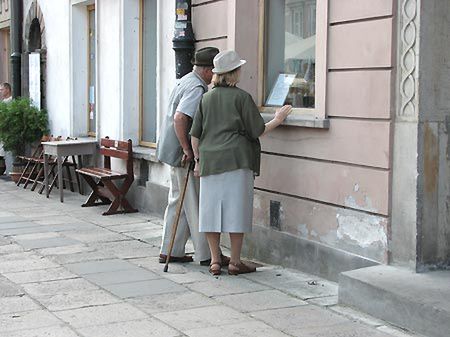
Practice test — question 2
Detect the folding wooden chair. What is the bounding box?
[17,135,56,188]
[76,137,138,216]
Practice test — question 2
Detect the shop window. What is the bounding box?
[263,0,327,119]
[140,0,157,147]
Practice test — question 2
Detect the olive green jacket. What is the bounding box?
[190,86,265,177]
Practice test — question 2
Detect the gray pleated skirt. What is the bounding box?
[199,168,254,233]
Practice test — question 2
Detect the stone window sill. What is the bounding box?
[132,146,159,163]
[260,113,330,129]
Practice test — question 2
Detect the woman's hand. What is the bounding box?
[274,105,292,123]
[262,105,293,135]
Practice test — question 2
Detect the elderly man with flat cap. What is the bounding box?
[157,47,229,266]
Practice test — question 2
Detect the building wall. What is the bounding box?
[23,0,71,136]
[191,0,396,279]
[0,28,9,83]
[0,0,10,83]
[416,0,450,270]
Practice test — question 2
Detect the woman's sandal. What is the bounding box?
[228,262,256,275]
[209,262,222,276]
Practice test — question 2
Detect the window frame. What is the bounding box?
[258,0,328,120]
[87,4,96,137]
[138,0,157,149]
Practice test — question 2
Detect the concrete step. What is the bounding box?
[339,265,450,337]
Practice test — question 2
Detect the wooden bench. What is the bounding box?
[76,137,138,216]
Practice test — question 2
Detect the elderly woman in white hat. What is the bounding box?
[190,50,291,276]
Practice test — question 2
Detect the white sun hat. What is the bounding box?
[212,50,247,74]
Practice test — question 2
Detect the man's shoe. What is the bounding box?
[200,254,230,266]
[159,254,193,264]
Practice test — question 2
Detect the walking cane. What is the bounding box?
[163,161,194,272]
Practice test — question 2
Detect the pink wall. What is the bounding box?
[192,0,395,263]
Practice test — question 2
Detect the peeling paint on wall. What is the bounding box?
[336,212,387,248]
[296,224,309,238]
[345,195,378,213]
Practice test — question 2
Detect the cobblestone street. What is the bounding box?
[0,179,419,337]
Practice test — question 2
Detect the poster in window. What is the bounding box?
[265,74,295,106]
[29,53,41,109]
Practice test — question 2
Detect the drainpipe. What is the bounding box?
[10,0,22,98]
[173,0,195,79]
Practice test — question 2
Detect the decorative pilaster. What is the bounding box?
[398,0,420,119]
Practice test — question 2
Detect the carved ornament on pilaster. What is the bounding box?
[398,0,420,119]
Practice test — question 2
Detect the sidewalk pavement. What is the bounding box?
[0,178,420,337]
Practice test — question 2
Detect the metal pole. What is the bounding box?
[10,0,22,98]
[173,0,195,79]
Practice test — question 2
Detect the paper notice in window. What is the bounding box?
[89,86,95,104]
[266,74,295,107]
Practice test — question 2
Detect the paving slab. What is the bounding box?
[35,289,121,311]
[0,251,34,260]
[0,296,40,315]
[330,305,386,327]
[50,250,116,264]
[123,230,163,243]
[81,267,160,286]
[0,310,62,332]
[101,278,185,298]
[376,325,422,337]
[290,322,396,337]
[11,232,60,241]
[184,320,291,337]
[90,240,161,259]
[307,295,339,307]
[249,305,349,332]
[0,257,59,273]
[128,291,216,314]
[0,220,41,229]
[15,237,82,250]
[154,305,252,331]
[34,216,89,226]
[164,270,213,284]
[186,277,269,297]
[0,216,29,224]
[64,258,138,275]
[0,236,10,245]
[37,244,95,256]
[275,279,338,300]
[76,318,180,337]
[130,256,191,275]
[108,222,159,233]
[39,223,98,232]
[54,303,148,328]
[0,276,25,297]
[62,229,127,243]
[242,266,314,285]
[19,209,67,219]
[0,225,65,236]
[80,214,149,227]
[22,278,99,297]
[3,325,81,337]
[215,289,307,313]
[0,243,23,255]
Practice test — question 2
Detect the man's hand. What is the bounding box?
[193,162,200,177]
[182,148,193,165]
[174,111,193,165]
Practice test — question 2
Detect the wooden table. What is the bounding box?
[43,139,98,202]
